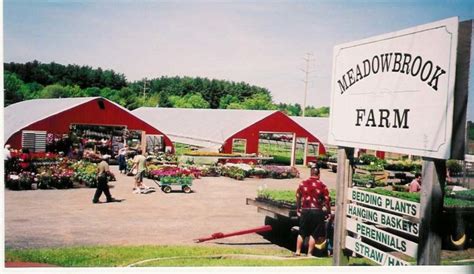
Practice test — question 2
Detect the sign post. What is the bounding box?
[329,17,469,266]
[333,147,353,266]
[417,159,446,264]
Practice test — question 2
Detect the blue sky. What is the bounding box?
[4,0,474,112]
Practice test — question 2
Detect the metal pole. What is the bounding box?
[301,53,313,117]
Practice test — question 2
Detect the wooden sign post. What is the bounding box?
[333,147,352,266]
[417,159,446,264]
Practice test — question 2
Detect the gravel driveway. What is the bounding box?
[5,166,337,250]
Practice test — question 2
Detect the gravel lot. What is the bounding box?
[5,166,337,250]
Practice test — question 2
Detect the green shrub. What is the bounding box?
[446,159,463,174]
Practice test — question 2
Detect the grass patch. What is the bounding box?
[5,245,373,267]
[173,142,193,156]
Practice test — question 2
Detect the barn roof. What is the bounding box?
[132,107,278,148]
[4,97,130,142]
[290,116,329,145]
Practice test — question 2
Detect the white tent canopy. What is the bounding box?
[290,116,329,145]
[5,97,95,142]
[132,107,278,148]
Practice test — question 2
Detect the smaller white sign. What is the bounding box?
[348,188,420,218]
[346,218,418,258]
[347,204,419,236]
[346,236,411,266]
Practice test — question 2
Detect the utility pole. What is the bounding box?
[301,53,314,117]
[143,78,149,97]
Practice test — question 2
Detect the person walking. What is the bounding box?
[295,167,331,256]
[92,155,119,204]
[131,149,147,193]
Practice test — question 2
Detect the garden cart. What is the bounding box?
[151,176,193,194]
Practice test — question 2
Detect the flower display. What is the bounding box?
[71,161,98,188]
[149,166,192,179]
[262,165,300,179]
[199,165,222,177]
[5,171,36,190]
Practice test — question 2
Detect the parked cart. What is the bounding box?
[152,176,193,193]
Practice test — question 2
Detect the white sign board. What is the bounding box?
[348,188,421,218]
[346,218,418,258]
[345,236,410,266]
[329,17,458,159]
[347,204,419,236]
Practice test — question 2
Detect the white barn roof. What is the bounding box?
[132,107,277,148]
[290,116,329,145]
[4,97,129,142]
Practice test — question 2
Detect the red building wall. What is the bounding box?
[6,98,174,151]
[220,111,326,163]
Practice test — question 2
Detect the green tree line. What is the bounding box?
[4,60,329,117]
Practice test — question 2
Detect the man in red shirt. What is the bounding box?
[295,167,331,256]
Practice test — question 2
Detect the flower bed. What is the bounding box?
[5,159,75,190]
[71,161,98,187]
[262,165,299,179]
[200,165,222,177]
[5,172,36,191]
[149,166,192,179]
[221,165,247,180]
[147,166,196,186]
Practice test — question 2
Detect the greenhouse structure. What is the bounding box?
[4,97,174,156]
[132,107,326,166]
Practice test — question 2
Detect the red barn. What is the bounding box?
[133,107,326,166]
[4,97,173,153]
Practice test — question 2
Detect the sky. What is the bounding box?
[4,0,474,112]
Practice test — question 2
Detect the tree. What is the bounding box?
[277,103,302,116]
[241,93,276,110]
[169,93,210,108]
[304,106,330,117]
[19,82,44,100]
[226,102,244,109]
[219,94,240,109]
[38,84,71,98]
[4,72,24,106]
